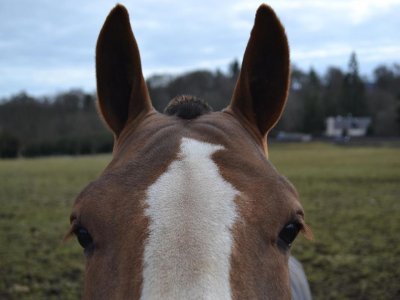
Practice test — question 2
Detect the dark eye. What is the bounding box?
[74,227,93,250]
[278,222,302,250]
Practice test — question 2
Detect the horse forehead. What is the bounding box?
[107,113,290,199]
[78,112,294,209]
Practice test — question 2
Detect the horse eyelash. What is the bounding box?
[301,223,314,241]
[294,210,313,241]
[63,222,79,242]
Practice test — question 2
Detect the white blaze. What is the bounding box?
[141,137,239,300]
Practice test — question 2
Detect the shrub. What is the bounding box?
[0,132,19,158]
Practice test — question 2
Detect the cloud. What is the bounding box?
[233,0,400,25]
[0,64,95,97]
[0,0,399,97]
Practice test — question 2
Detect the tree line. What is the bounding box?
[0,53,399,158]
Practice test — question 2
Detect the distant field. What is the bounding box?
[0,143,399,299]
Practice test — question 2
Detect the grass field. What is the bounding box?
[0,143,399,299]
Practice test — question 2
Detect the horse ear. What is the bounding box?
[96,4,152,137]
[228,4,290,138]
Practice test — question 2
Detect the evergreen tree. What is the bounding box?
[341,52,367,116]
[302,69,325,135]
[228,59,240,80]
[323,67,344,117]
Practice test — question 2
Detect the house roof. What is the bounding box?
[329,116,371,130]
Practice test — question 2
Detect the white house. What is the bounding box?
[326,115,372,137]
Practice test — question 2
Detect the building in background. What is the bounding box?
[326,115,372,138]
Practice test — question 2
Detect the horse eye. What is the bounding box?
[74,227,93,249]
[278,222,302,249]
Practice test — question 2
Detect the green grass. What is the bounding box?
[0,156,110,300]
[270,143,400,300]
[0,143,399,299]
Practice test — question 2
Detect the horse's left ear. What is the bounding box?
[96,5,153,137]
[228,4,290,139]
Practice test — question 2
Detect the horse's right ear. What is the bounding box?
[96,5,153,137]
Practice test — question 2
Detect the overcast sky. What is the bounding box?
[0,0,399,98]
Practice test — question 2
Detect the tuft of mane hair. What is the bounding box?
[164,95,213,119]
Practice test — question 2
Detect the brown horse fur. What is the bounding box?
[69,4,312,299]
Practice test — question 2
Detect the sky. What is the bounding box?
[0,0,399,98]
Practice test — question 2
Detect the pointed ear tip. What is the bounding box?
[256,4,279,21]
[108,3,129,20]
[98,3,131,40]
[113,3,128,12]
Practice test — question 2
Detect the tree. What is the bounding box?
[301,69,325,135]
[0,132,19,158]
[323,67,344,116]
[341,52,367,116]
[372,64,400,134]
[228,59,240,80]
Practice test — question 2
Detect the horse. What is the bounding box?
[67,4,313,299]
